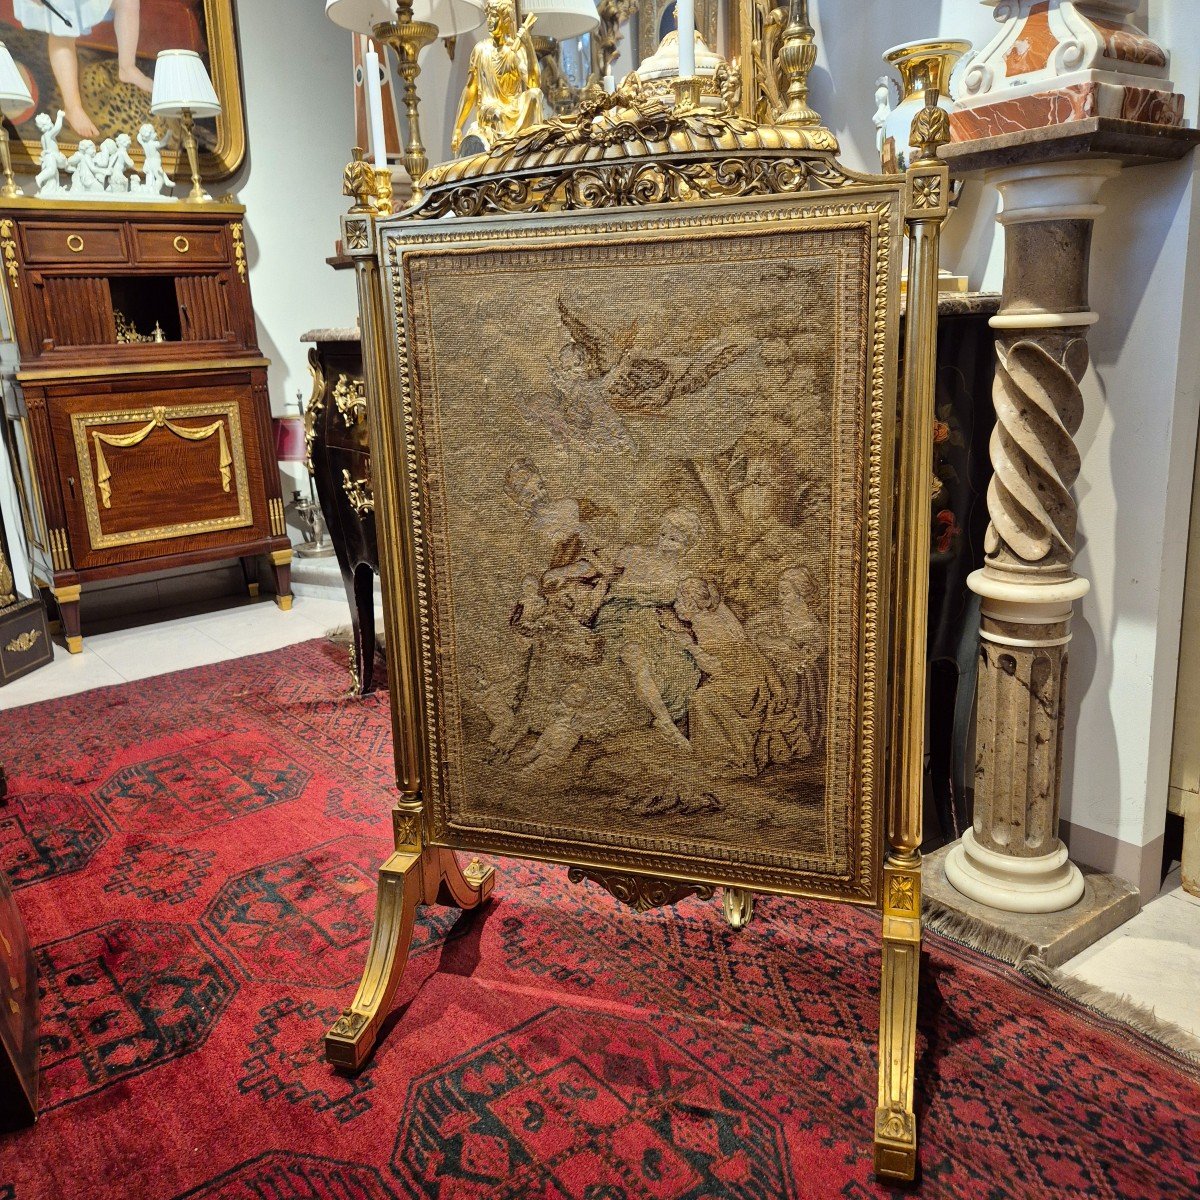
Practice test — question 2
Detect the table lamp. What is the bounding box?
[150,50,222,203]
[327,0,484,180]
[0,43,32,199]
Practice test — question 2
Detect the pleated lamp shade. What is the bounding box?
[520,0,599,40]
[326,0,483,36]
[0,42,32,117]
[150,50,221,118]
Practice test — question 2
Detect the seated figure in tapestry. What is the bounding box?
[479,465,826,786]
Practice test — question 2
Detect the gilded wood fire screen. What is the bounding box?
[325,88,950,1182]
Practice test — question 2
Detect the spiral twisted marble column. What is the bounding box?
[945,158,1121,913]
[986,331,1088,573]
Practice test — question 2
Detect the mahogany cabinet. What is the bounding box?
[0,198,292,651]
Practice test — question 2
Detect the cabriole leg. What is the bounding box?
[325,805,494,1071]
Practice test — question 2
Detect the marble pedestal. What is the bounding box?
[940,120,1199,923]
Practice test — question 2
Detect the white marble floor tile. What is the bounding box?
[193,602,326,656]
[1160,865,1200,909]
[0,644,125,711]
[86,622,234,682]
[1061,882,1200,1039]
[289,594,384,634]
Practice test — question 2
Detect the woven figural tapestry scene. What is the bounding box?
[405,225,874,899]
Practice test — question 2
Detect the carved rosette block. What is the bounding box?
[946,158,1120,914]
[953,1,1180,140]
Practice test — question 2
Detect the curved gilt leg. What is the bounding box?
[325,850,422,1072]
[722,887,754,930]
[874,855,921,1182]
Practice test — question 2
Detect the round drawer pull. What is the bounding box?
[66,234,84,253]
[173,235,190,254]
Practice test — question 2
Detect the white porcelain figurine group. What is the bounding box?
[33,111,174,200]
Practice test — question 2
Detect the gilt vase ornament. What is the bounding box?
[877,39,970,172]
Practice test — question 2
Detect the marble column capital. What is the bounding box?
[987,156,1122,224]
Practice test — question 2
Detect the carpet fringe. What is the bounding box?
[924,897,1200,1065]
[922,898,1041,968]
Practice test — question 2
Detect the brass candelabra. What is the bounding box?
[373,2,438,182]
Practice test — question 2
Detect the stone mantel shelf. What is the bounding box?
[944,116,1200,175]
[301,327,361,343]
[935,292,1001,317]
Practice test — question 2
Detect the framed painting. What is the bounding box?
[327,91,950,1180]
[0,0,245,180]
[637,0,719,65]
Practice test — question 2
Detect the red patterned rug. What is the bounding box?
[0,638,1197,1199]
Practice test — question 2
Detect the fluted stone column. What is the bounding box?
[945,159,1120,914]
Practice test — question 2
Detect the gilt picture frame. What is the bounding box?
[380,191,905,905]
[0,0,246,181]
[637,0,719,65]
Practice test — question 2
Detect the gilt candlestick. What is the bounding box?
[374,7,438,182]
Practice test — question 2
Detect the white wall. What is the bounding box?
[229,1,359,414]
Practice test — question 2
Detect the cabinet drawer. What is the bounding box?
[21,222,126,265]
[132,225,228,266]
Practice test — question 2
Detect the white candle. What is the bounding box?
[365,47,388,171]
[676,0,696,78]
[604,70,616,94]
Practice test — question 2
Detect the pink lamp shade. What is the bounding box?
[274,417,309,463]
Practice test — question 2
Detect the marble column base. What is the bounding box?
[945,829,1085,913]
[924,842,1139,968]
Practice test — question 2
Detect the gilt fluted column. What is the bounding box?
[944,159,1120,913]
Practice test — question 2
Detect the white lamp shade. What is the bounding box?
[150,50,222,119]
[325,0,397,33]
[520,0,599,40]
[327,0,484,37]
[0,42,32,116]
[418,0,486,37]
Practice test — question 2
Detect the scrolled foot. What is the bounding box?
[722,886,754,930]
[325,1010,374,1072]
